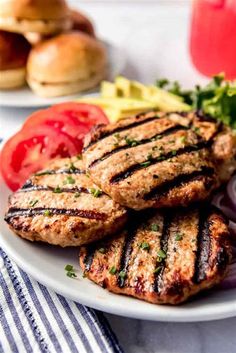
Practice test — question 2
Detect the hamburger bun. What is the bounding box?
[70,9,95,37]
[0,30,31,89]
[0,0,71,34]
[27,31,107,97]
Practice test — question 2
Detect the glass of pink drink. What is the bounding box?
[190,0,236,79]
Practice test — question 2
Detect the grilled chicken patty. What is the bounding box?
[83,111,236,210]
[80,206,232,305]
[5,157,127,247]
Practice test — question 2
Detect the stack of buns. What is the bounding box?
[0,0,107,97]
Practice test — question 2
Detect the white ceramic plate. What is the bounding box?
[0,41,126,108]
[1,180,236,322]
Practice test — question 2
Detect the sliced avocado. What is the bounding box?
[101,81,119,98]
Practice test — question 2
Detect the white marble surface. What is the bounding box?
[1,1,236,353]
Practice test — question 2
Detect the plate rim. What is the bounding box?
[1,181,236,323]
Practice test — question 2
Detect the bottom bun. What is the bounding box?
[0,16,71,35]
[0,67,26,89]
[27,69,107,97]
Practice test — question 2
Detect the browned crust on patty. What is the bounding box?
[79,206,232,305]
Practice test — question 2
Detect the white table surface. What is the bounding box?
[1,1,236,353]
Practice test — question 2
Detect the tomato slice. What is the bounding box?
[52,102,108,127]
[0,126,79,191]
[22,103,108,148]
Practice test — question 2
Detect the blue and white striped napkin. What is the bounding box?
[0,247,123,353]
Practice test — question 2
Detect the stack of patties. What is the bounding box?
[5,111,236,304]
[0,0,107,96]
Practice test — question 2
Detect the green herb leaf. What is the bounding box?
[53,186,62,193]
[98,247,106,254]
[65,264,77,278]
[175,233,183,241]
[140,161,151,167]
[109,266,117,275]
[74,192,81,198]
[29,199,38,207]
[90,188,102,198]
[44,210,52,217]
[139,242,150,251]
[118,270,126,279]
[151,223,159,232]
[63,176,76,185]
[65,264,73,271]
[153,266,162,274]
[157,249,166,259]
[76,154,82,160]
[125,136,139,147]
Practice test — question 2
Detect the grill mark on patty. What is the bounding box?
[110,140,212,184]
[83,244,97,272]
[84,113,161,151]
[193,208,211,283]
[34,168,85,176]
[143,166,215,201]
[88,125,188,168]
[117,230,137,288]
[5,207,107,222]
[20,183,103,196]
[153,215,171,293]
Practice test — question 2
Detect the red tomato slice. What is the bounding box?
[0,126,79,191]
[52,102,108,127]
[22,103,108,148]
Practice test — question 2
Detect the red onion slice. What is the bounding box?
[227,174,236,209]
[212,192,236,222]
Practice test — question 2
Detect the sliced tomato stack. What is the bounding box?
[0,103,108,191]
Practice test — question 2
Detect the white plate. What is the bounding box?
[1,181,236,322]
[0,41,126,108]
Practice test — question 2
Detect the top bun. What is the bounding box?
[0,30,31,70]
[27,31,107,97]
[70,9,95,37]
[0,0,71,34]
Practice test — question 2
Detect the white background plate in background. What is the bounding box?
[1,180,236,322]
[0,41,126,108]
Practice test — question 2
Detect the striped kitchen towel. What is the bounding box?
[0,248,124,353]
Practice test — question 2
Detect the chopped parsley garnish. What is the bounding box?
[171,150,177,156]
[29,199,38,207]
[180,136,186,144]
[76,154,82,160]
[151,223,159,232]
[139,242,150,251]
[63,176,76,185]
[44,210,52,217]
[153,266,162,274]
[74,192,81,198]
[65,264,77,278]
[140,161,151,167]
[147,153,153,161]
[69,162,76,172]
[35,170,51,176]
[98,247,106,254]
[192,126,201,134]
[53,186,62,193]
[118,270,126,279]
[90,188,102,198]
[157,249,166,260]
[175,233,183,241]
[86,172,90,178]
[109,266,117,275]
[125,136,139,147]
